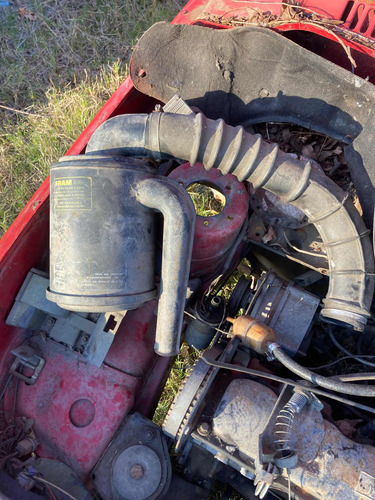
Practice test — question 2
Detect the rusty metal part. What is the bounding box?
[229,315,276,354]
[213,378,375,499]
[197,422,211,437]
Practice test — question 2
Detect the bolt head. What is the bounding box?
[197,422,211,436]
[130,464,144,480]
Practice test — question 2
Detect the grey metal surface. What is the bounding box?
[213,379,276,457]
[135,176,196,356]
[212,378,375,499]
[112,445,162,500]
[10,345,45,385]
[249,272,320,356]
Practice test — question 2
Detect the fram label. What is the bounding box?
[54,176,92,211]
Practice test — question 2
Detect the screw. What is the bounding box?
[45,317,55,327]
[130,464,144,480]
[197,422,211,437]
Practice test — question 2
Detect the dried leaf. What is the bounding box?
[18,7,36,21]
[179,343,190,359]
[301,144,316,159]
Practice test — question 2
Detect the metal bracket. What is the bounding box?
[10,346,45,385]
[6,269,126,367]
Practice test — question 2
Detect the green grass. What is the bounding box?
[0,64,128,233]
[187,182,226,217]
[0,0,179,236]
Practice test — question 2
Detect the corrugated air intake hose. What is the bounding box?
[86,110,374,332]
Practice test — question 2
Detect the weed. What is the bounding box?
[187,182,226,217]
[0,1,178,235]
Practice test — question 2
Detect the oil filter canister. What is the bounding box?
[47,155,158,312]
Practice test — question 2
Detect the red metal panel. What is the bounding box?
[168,164,249,278]
[3,301,161,479]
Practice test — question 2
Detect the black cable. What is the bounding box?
[200,354,375,415]
[328,327,375,369]
[11,377,19,425]
[0,375,12,402]
[305,355,375,371]
[271,344,375,397]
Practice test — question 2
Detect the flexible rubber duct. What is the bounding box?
[86,111,374,331]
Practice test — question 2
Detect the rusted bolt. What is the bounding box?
[130,464,145,480]
[197,422,211,436]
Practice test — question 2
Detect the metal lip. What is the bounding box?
[51,154,156,173]
[46,287,157,313]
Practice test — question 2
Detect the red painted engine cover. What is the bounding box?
[168,163,249,279]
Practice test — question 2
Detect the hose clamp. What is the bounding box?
[267,342,280,354]
[148,112,162,160]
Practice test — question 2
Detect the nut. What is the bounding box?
[197,422,211,437]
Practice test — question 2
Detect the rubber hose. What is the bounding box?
[86,111,374,331]
[270,343,375,397]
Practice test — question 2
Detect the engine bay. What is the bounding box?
[1,11,375,500]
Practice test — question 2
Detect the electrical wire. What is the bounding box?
[198,352,375,415]
[329,372,375,382]
[184,310,229,336]
[283,230,327,259]
[328,327,375,369]
[305,355,375,371]
[0,375,12,402]
[28,475,78,500]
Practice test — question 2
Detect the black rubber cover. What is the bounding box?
[130,22,375,225]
